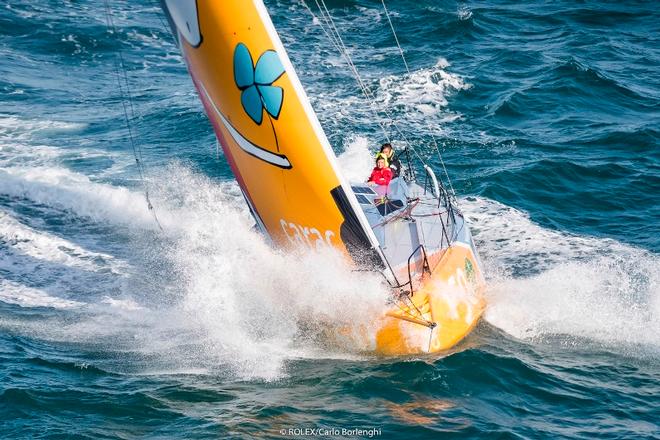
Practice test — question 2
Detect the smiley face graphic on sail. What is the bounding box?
[199,42,291,169]
[234,43,285,127]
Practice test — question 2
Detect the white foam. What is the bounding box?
[100,296,143,311]
[0,115,126,173]
[0,210,126,274]
[457,6,473,21]
[0,114,86,139]
[460,196,637,270]
[0,143,61,167]
[485,258,660,347]
[2,110,657,378]
[460,197,660,349]
[336,135,377,182]
[0,160,388,379]
[150,166,389,379]
[0,166,159,228]
[0,279,84,310]
[375,58,470,131]
[300,31,468,137]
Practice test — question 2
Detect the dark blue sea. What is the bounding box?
[1,1,659,438]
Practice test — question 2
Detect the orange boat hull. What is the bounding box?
[376,244,486,355]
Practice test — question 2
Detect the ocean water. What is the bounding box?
[1,0,659,438]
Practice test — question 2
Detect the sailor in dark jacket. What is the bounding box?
[378,143,402,178]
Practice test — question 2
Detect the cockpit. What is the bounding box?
[350,175,460,273]
[351,178,408,218]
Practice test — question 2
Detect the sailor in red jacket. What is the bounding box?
[368,156,393,186]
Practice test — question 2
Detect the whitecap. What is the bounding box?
[0,279,84,310]
[461,197,660,349]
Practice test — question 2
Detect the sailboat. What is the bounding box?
[159,0,485,355]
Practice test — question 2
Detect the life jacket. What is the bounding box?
[375,152,390,167]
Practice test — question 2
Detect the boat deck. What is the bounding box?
[350,178,465,277]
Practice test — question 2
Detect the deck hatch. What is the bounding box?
[351,185,376,195]
[356,194,372,204]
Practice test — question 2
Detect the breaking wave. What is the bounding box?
[0,122,388,379]
[462,196,660,351]
[2,125,658,381]
[376,58,470,121]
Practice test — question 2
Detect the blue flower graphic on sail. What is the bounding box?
[234,43,285,125]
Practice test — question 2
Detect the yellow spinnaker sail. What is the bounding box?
[162,0,386,267]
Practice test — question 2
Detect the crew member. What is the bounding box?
[378,143,402,178]
[368,156,393,186]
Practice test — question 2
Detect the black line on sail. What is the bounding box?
[266,114,281,153]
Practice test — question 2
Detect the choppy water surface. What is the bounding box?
[1,0,658,438]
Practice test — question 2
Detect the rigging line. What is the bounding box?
[407,292,429,324]
[302,1,385,141]
[315,0,374,99]
[103,3,142,166]
[303,0,363,99]
[103,1,163,231]
[105,7,147,180]
[303,0,432,172]
[306,4,454,244]
[322,18,393,144]
[105,5,142,162]
[393,301,432,327]
[308,0,410,152]
[432,140,457,201]
[399,291,431,325]
[103,3,141,177]
[300,1,342,53]
[391,292,432,326]
[312,1,424,162]
[305,1,443,189]
[427,325,434,352]
[380,0,409,74]
[314,0,436,169]
[380,0,458,201]
[152,0,179,46]
[310,0,393,142]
